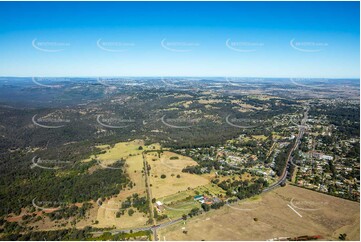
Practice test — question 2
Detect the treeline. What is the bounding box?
[92,230,151,241]
[0,160,129,217]
[0,226,93,241]
[309,104,359,137]
[116,193,149,218]
[274,141,294,176]
[213,177,268,200]
[45,203,93,221]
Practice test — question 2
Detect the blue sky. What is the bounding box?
[0,1,359,78]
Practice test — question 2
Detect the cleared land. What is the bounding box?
[90,140,160,228]
[146,151,209,199]
[158,185,360,241]
[158,183,226,219]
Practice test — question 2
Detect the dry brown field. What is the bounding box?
[146,151,209,199]
[158,185,360,241]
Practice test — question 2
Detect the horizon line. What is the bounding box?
[0,76,360,80]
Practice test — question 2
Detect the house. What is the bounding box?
[194,195,204,202]
[321,155,333,161]
[155,201,164,211]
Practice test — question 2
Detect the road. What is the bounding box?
[263,106,309,193]
[93,107,309,237]
[90,217,185,236]
[142,152,157,240]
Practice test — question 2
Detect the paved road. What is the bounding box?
[142,152,157,240]
[93,108,309,237]
[93,217,184,236]
[263,106,309,193]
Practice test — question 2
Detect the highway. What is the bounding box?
[263,106,309,193]
[93,107,309,238]
[91,217,185,237]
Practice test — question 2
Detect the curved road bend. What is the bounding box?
[93,107,309,237]
[263,106,309,193]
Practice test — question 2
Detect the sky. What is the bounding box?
[0,1,359,78]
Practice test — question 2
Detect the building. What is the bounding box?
[194,195,204,202]
[321,155,333,160]
[155,201,164,212]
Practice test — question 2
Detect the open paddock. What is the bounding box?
[158,185,360,241]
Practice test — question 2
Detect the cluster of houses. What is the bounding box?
[194,194,221,204]
[310,151,333,161]
[154,194,222,213]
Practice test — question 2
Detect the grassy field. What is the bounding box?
[157,183,225,219]
[252,135,267,140]
[147,151,209,199]
[82,142,211,229]
[89,140,160,229]
[158,185,360,241]
[84,139,160,163]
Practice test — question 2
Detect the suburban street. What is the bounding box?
[95,106,310,238]
[263,106,309,192]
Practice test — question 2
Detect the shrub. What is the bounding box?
[128,209,135,216]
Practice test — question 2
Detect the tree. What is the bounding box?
[201,203,210,212]
[182,214,187,220]
[188,208,200,217]
[160,174,166,179]
[339,233,347,240]
[176,174,181,178]
[128,209,135,216]
[152,198,156,203]
[138,146,143,150]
